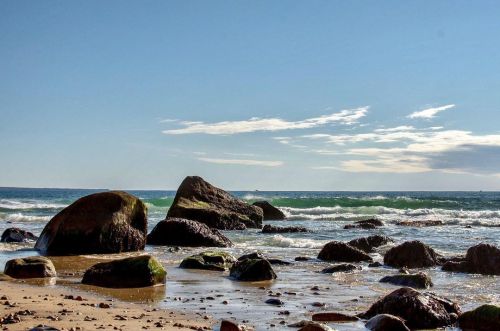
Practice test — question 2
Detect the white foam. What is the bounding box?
[265,235,325,248]
[0,199,66,210]
[0,213,51,222]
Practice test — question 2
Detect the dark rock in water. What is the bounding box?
[379,272,433,289]
[384,241,439,268]
[147,218,231,247]
[230,253,277,281]
[344,219,384,229]
[35,191,147,255]
[261,224,306,233]
[82,255,166,288]
[237,252,290,265]
[295,256,311,261]
[1,227,38,243]
[167,176,263,230]
[179,251,236,271]
[30,326,61,331]
[348,235,393,253]
[458,304,500,331]
[369,262,383,268]
[4,256,56,279]
[396,220,444,227]
[220,320,248,331]
[318,241,372,263]
[312,312,359,322]
[442,243,500,275]
[252,201,286,220]
[267,258,292,265]
[359,287,460,329]
[297,321,333,331]
[321,263,360,274]
[265,298,284,306]
[365,314,410,331]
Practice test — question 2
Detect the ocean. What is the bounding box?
[1,188,500,330]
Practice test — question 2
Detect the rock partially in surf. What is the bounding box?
[35,191,147,255]
[396,220,444,227]
[297,321,334,331]
[261,224,306,233]
[318,241,373,263]
[369,262,383,268]
[442,243,500,275]
[458,304,500,331]
[295,256,311,261]
[359,287,460,329]
[265,298,284,306]
[179,251,236,271]
[1,227,38,243]
[348,235,393,253]
[321,263,360,274]
[252,201,286,220]
[379,272,433,289]
[230,253,277,281]
[344,219,384,229]
[147,218,232,247]
[167,176,263,230]
[312,312,359,322]
[82,255,166,288]
[384,241,439,268]
[365,314,410,331]
[4,256,56,279]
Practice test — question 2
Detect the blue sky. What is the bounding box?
[1,1,500,190]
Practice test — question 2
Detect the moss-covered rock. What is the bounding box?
[4,256,56,279]
[379,272,433,289]
[179,251,236,271]
[458,304,500,331]
[82,255,166,288]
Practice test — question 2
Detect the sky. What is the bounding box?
[1,1,500,191]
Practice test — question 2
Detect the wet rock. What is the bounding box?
[359,287,460,329]
[1,227,38,243]
[82,255,166,288]
[384,241,439,268]
[147,218,232,247]
[318,241,372,263]
[167,176,263,230]
[220,320,249,331]
[4,256,56,279]
[458,304,500,331]
[179,251,236,271]
[297,321,334,331]
[365,314,409,331]
[442,243,500,275]
[35,191,147,255]
[252,201,286,220]
[312,312,359,322]
[265,298,284,306]
[295,256,311,261]
[261,224,306,233]
[379,272,433,289]
[29,326,61,331]
[396,220,444,227]
[348,235,393,253]
[321,264,360,274]
[230,254,277,281]
[368,262,383,268]
[344,219,384,229]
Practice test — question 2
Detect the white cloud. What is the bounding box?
[163,107,369,135]
[197,157,284,167]
[407,104,455,119]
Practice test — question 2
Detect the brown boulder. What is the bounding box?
[348,235,393,253]
[442,243,500,275]
[261,224,307,233]
[318,241,372,262]
[1,227,38,243]
[252,201,285,220]
[4,256,56,279]
[384,241,439,268]
[365,314,409,331]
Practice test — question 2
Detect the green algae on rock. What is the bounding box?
[180,251,236,271]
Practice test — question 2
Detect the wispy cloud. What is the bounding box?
[197,157,284,167]
[163,107,369,135]
[407,104,455,119]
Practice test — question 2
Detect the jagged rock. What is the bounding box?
[230,253,277,281]
[167,176,263,230]
[344,219,384,229]
[365,314,410,331]
[82,255,166,288]
[384,241,439,268]
[4,256,56,279]
[458,304,500,331]
[252,201,286,220]
[261,224,306,233]
[179,251,236,271]
[35,191,147,255]
[147,218,231,247]
[348,235,393,253]
[321,264,360,274]
[318,241,372,262]
[442,243,500,275]
[1,227,38,243]
[379,272,433,289]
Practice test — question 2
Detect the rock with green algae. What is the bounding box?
[82,255,166,288]
[459,304,500,331]
[180,251,236,271]
[230,254,277,281]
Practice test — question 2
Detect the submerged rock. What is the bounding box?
[379,272,433,289]
[252,201,286,220]
[365,314,410,331]
[458,304,500,331]
[348,235,393,253]
[442,243,500,275]
[318,241,372,263]
[261,224,307,233]
[321,264,360,274]
[384,241,439,268]
[82,255,166,288]
[1,227,38,243]
[35,191,147,255]
[147,218,232,247]
[4,256,56,279]
[359,287,460,329]
[344,219,384,229]
[179,251,236,271]
[167,176,263,230]
[396,220,443,227]
[230,253,277,281]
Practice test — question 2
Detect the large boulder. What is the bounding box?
[35,191,147,255]
[458,304,500,331]
[365,314,410,331]
[261,224,307,233]
[384,241,439,268]
[4,256,56,278]
[359,287,460,329]
[1,227,38,243]
[318,241,372,262]
[252,201,285,220]
[179,251,236,271]
[348,235,393,253]
[230,253,277,281]
[379,272,433,289]
[82,255,166,288]
[442,243,500,275]
[167,176,263,230]
[147,218,231,247]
